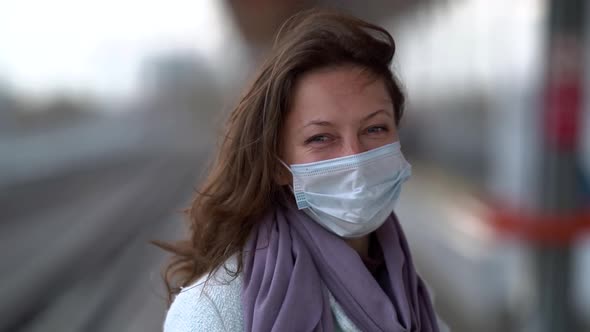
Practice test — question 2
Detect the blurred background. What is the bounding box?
[1,0,589,331]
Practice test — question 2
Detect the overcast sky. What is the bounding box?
[0,0,232,98]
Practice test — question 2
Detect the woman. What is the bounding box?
[161,9,443,332]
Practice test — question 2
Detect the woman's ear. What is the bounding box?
[274,161,292,186]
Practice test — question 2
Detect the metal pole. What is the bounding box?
[532,1,586,331]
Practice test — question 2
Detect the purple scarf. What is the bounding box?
[241,203,440,332]
[242,202,438,332]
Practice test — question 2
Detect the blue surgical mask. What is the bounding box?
[283,142,412,238]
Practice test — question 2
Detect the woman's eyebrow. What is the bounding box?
[301,109,391,130]
[363,109,392,121]
[302,120,334,129]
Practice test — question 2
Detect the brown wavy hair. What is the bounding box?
[155,8,406,305]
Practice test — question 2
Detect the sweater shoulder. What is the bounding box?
[163,256,244,332]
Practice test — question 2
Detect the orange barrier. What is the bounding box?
[485,205,590,246]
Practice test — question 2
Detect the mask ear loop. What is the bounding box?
[278,159,290,171]
[278,159,312,210]
[278,159,296,193]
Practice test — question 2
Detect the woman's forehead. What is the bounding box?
[288,66,393,124]
[295,65,385,95]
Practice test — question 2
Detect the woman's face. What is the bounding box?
[281,65,398,165]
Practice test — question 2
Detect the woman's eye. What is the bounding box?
[305,135,330,144]
[367,126,388,134]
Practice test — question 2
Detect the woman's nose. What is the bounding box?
[342,137,365,156]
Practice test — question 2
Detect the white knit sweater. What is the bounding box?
[163,255,361,332]
[163,256,449,332]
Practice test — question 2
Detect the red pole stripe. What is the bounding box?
[484,206,590,246]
